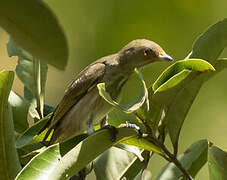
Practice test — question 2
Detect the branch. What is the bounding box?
[148,136,193,180]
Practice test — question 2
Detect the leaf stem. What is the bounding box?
[135,113,193,180]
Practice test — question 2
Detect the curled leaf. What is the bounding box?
[97,68,148,113]
[153,59,215,93]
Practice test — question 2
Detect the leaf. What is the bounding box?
[208,146,227,180]
[94,147,139,180]
[7,38,48,118]
[121,150,150,180]
[120,135,164,156]
[0,71,21,180]
[16,128,139,180]
[8,91,29,133]
[97,68,148,113]
[189,18,227,64]
[17,134,87,167]
[15,115,50,148]
[152,59,215,93]
[15,145,59,180]
[153,18,227,152]
[0,0,68,70]
[157,139,210,180]
[116,144,144,161]
[17,143,44,166]
[143,59,215,133]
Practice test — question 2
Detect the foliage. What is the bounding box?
[0,3,227,180]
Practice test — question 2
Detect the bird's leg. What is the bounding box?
[100,115,108,128]
[86,115,95,135]
[98,115,118,141]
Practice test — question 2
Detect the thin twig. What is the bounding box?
[146,136,193,180]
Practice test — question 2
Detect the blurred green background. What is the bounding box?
[0,0,227,179]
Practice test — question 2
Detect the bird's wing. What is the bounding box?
[46,62,106,130]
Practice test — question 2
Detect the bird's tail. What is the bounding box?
[38,113,55,146]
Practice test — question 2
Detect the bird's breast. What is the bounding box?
[58,87,113,141]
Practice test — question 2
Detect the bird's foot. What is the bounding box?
[100,125,118,142]
[119,122,143,138]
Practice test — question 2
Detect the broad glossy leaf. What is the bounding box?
[16,145,59,180]
[208,146,227,180]
[94,147,139,180]
[154,18,227,151]
[144,59,215,132]
[157,139,210,180]
[1,0,68,69]
[17,143,44,166]
[94,149,149,180]
[0,71,21,180]
[189,18,227,64]
[123,150,150,180]
[97,68,148,113]
[153,59,215,93]
[8,91,29,133]
[120,135,164,156]
[17,134,87,168]
[166,60,227,153]
[16,128,138,180]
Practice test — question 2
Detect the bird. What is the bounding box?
[41,39,173,144]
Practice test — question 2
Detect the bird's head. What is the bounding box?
[118,39,173,69]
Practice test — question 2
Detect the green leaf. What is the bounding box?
[17,143,44,166]
[122,150,150,180]
[153,59,215,93]
[153,18,227,151]
[15,115,50,148]
[0,71,21,180]
[116,144,144,161]
[157,139,210,180]
[17,134,87,168]
[8,91,29,133]
[143,59,215,133]
[97,68,148,113]
[208,146,227,180]
[160,18,227,152]
[120,135,164,156]
[94,147,139,180]
[167,59,227,154]
[0,0,68,70]
[16,128,138,180]
[7,38,48,118]
[189,18,227,64]
[15,145,59,180]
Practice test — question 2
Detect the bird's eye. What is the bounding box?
[143,49,152,57]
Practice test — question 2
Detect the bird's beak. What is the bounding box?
[158,54,173,61]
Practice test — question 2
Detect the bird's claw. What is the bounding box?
[120,122,143,138]
[100,125,118,142]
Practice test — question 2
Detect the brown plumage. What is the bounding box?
[41,39,173,144]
